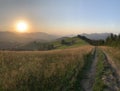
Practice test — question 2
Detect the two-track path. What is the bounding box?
[103,52,120,91]
[80,47,120,91]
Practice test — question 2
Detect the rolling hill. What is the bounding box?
[0,32,58,43]
[1,32,111,50]
[12,36,89,50]
[0,32,58,49]
[50,36,89,49]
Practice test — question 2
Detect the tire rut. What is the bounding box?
[102,52,120,91]
[79,48,120,91]
[81,47,98,91]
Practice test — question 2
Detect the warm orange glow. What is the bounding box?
[16,21,29,33]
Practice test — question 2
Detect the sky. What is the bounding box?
[0,0,120,35]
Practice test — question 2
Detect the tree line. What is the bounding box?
[77,33,120,48]
[77,35,105,46]
[105,33,120,48]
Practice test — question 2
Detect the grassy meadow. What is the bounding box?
[51,37,88,49]
[0,46,93,91]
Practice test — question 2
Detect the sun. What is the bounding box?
[16,21,29,33]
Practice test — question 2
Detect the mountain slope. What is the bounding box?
[81,33,111,40]
[51,36,89,49]
[0,32,58,49]
[0,32,58,43]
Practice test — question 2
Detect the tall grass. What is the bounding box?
[0,46,93,91]
[101,46,120,70]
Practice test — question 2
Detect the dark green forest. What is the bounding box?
[105,33,120,48]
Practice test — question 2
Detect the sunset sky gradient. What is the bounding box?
[0,0,120,35]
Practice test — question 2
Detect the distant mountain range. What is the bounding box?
[81,33,111,40]
[0,32,111,50]
[0,32,58,43]
[0,32,58,49]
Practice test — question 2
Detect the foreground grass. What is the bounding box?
[93,49,106,91]
[101,46,120,71]
[0,46,93,91]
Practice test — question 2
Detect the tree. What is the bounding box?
[61,39,66,44]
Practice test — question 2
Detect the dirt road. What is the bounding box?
[80,47,120,91]
[103,52,120,91]
[81,47,98,91]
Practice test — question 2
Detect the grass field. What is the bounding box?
[1,45,120,91]
[0,46,93,91]
[51,37,88,49]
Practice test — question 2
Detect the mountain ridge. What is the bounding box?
[81,33,111,40]
[0,31,58,49]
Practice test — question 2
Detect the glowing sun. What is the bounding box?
[16,21,29,33]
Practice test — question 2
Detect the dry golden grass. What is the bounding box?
[100,46,120,71]
[0,46,93,91]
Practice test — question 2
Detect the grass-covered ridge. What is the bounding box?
[14,36,89,51]
[51,36,88,49]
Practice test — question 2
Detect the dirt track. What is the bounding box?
[81,47,98,91]
[103,52,120,91]
[104,52,120,80]
[80,47,120,91]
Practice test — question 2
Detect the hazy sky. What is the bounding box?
[0,0,120,35]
